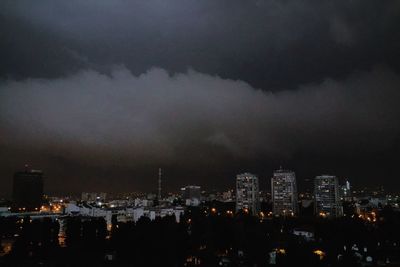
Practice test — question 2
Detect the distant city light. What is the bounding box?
[313,249,326,260]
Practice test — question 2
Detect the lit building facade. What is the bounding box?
[314,175,342,217]
[340,180,352,201]
[236,173,260,215]
[271,169,298,216]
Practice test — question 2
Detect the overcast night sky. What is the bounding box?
[1,0,400,196]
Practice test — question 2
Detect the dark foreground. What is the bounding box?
[1,205,400,267]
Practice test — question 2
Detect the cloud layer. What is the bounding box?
[1,0,400,89]
[1,67,399,170]
[1,0,400,193]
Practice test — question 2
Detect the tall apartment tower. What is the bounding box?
[314,175,342,217]
[236,173,260,216]
[12,167,44,211]
[271,169,298,216]
[340,179,352,201]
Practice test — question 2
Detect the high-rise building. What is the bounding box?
[236,173,260,215]
[314,175,342,217]
[12,167,44,211]
[271,169,298,216]
[340,180,352,201]
[181,185,201,206]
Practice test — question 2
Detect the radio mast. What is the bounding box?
[158,168,162,200]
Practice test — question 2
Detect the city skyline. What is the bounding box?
[0,164,393,198]
[1,164,399,266]
[3,165,393,219]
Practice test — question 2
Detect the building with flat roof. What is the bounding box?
[236,173,260,215]
[12,167,44,211]
[314,175,342,217]
[271,169,298,216]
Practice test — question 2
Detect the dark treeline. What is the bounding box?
[0,205,400,266]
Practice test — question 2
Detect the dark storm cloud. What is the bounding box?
[1,0,400,89]
[1,66,399,168]
[1,0,400,193]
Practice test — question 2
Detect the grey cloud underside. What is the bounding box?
[1,0,400,89]
[1,67,399,166]
[0,66,399,193]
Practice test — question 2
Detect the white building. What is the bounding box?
[293,229,315,241]
[64,202,184,225]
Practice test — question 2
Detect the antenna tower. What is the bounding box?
[158,168,162,200]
